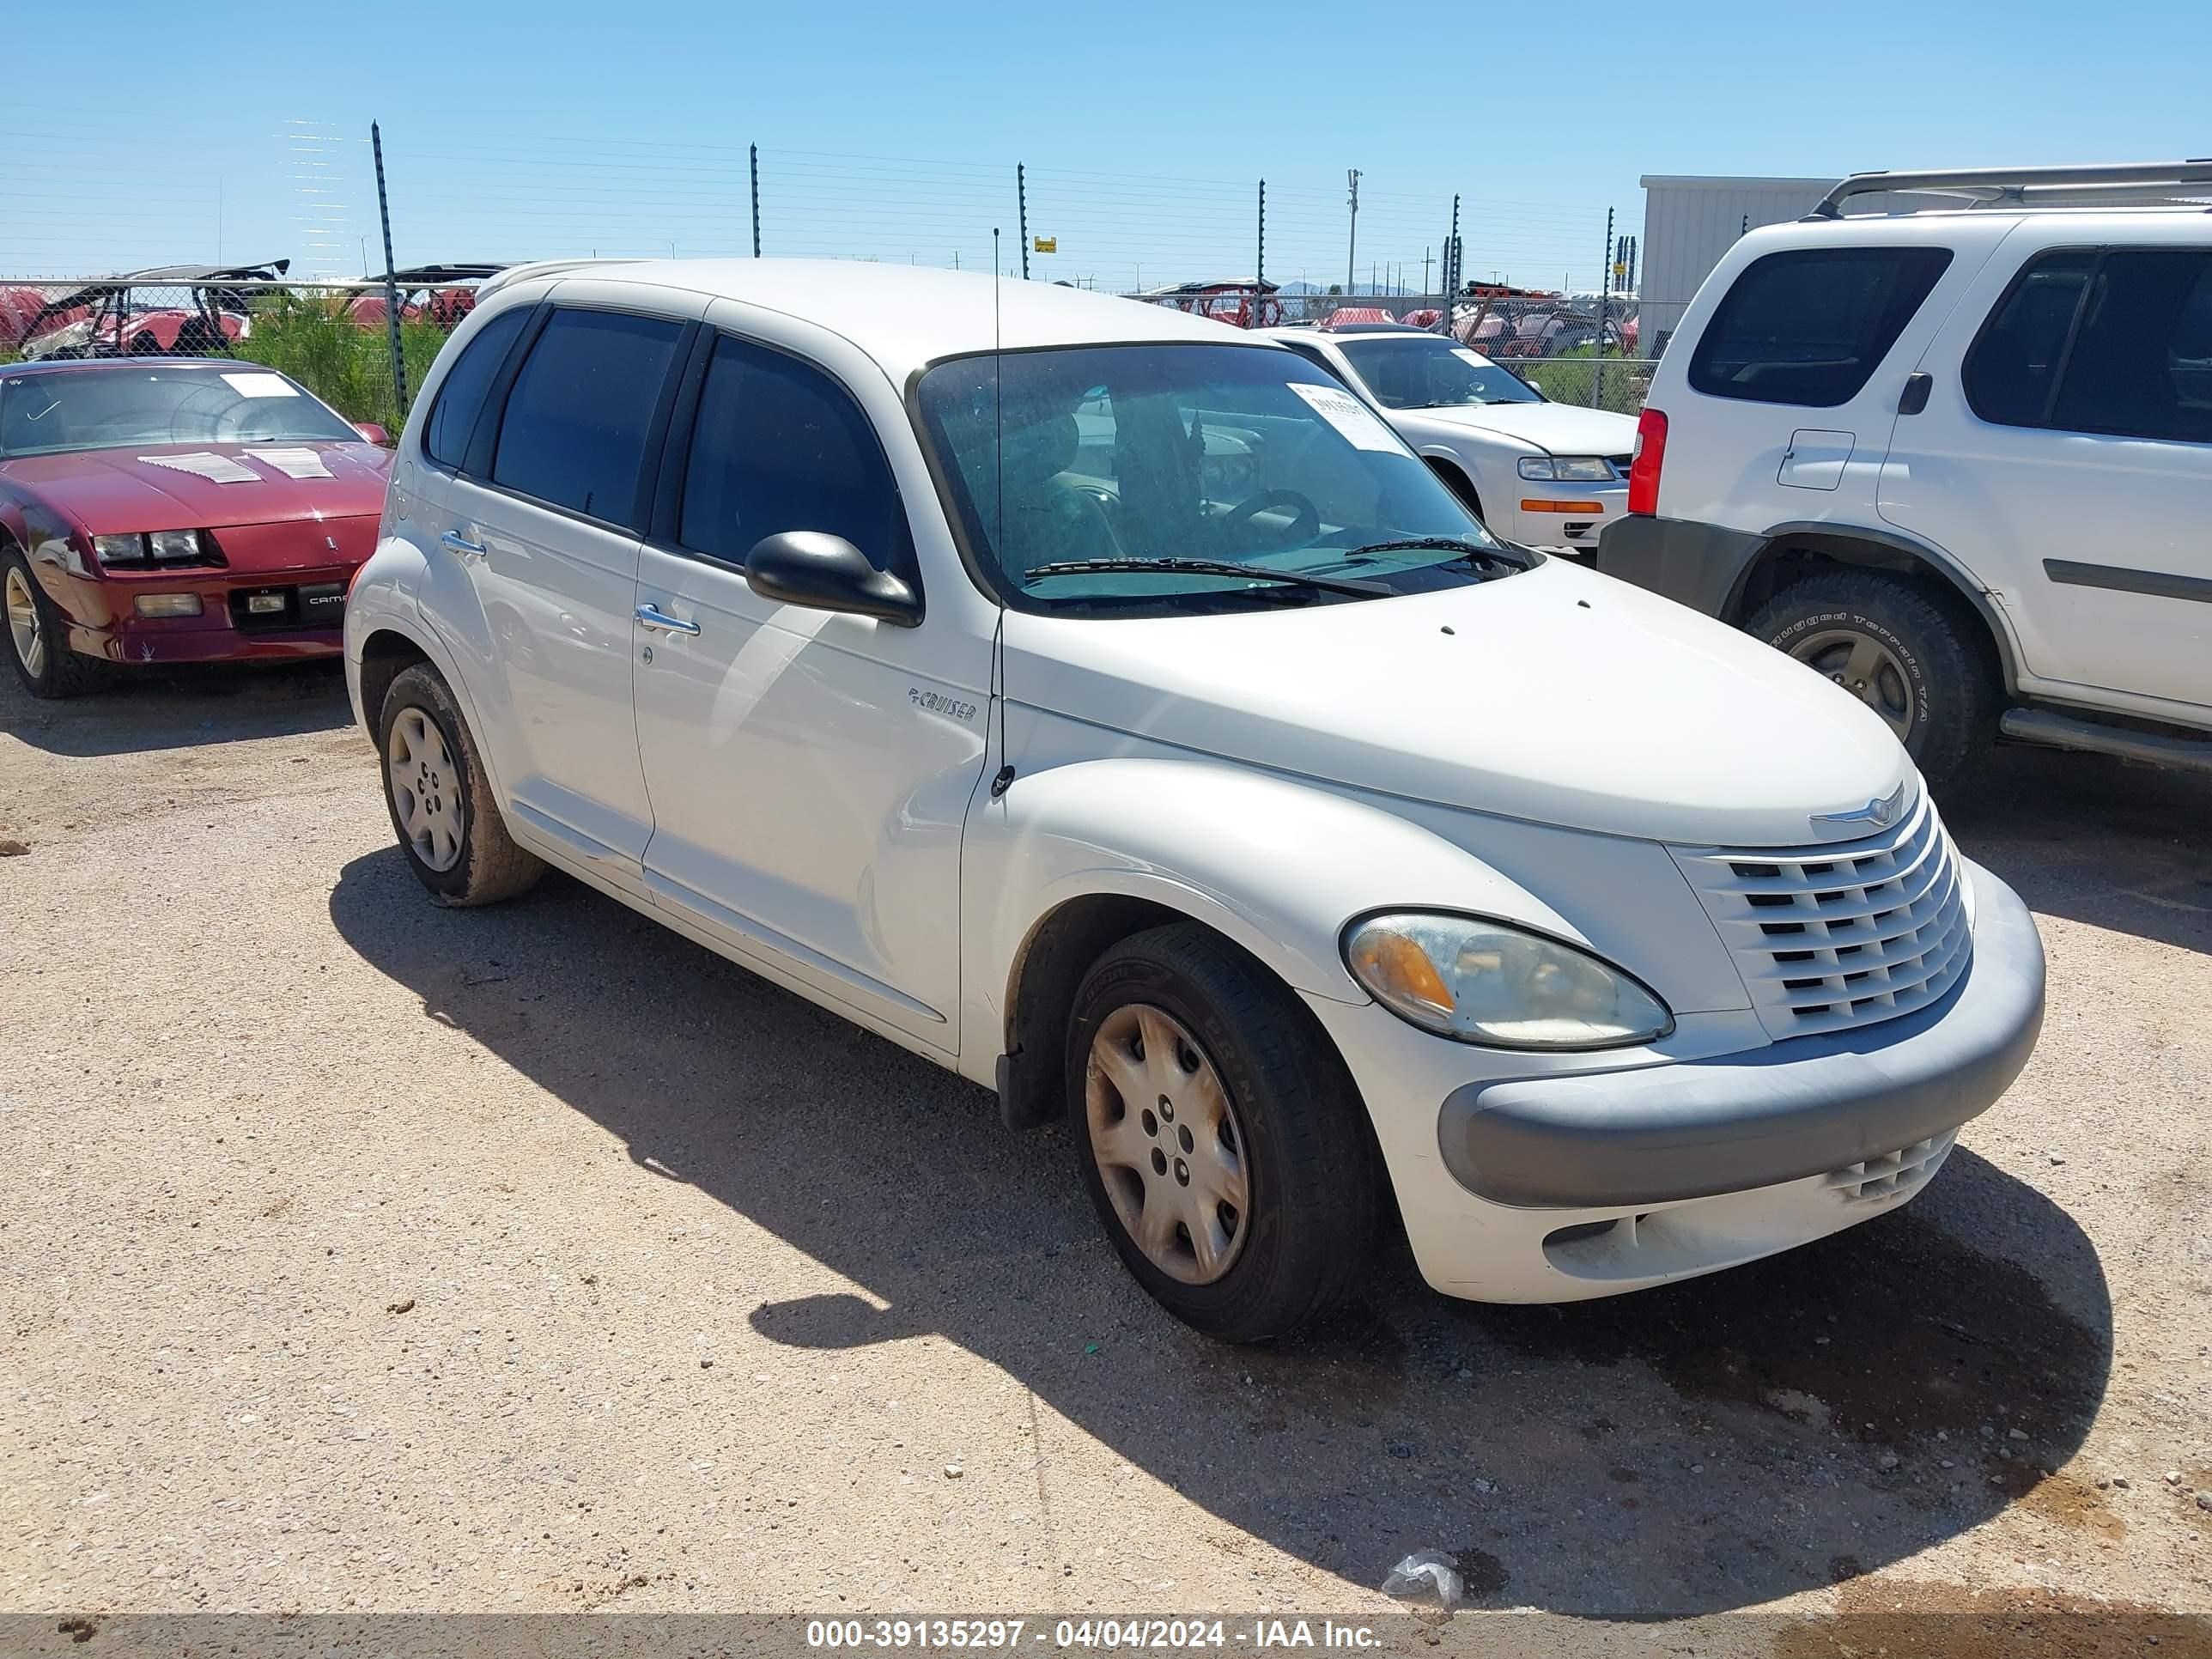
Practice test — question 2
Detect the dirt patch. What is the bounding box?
[1777,1580,2212,1658]
[1998,1468,2128,1541]
[1450,1547,1509,1600]
[1471,1206,2105,1449]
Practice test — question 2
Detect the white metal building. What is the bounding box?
[1637,175,1839,357]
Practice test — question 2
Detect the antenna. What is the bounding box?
[989,228,1016,800]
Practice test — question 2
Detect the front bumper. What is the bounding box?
[1504,481,1627,555]
[55,566,352,665]
[1304,861,2045,1304]
[1438,871,2044,1207]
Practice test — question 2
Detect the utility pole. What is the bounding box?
[1017,165,1030,280]
[1345,168,1361,296]
[370,121,406,416]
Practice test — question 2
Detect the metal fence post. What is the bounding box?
[1345,169,1360,295]
[1591,206,1613,410]
[371,121,407,416]
[750,144,762,258]
[1018,165,1030,280]
[1256,179,1265,294]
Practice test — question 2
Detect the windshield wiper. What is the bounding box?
[1338,536,1528,571]
[1021,557,1389,598]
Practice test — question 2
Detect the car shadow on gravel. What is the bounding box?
[330,848,2112,1620]
[1942,744,2212,957]
[0,658,351,757]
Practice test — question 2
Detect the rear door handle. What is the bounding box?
[635,603,701,635]
[440,530,487,561]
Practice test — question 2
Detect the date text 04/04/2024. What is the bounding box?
[805,1620,1384,1650]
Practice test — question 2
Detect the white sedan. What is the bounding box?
[1260,325,1638,554]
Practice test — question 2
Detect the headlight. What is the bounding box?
[1516,455,1617,483]
[1343,911,1673,1048]
[148,529,202,560]
[93,533,147,563]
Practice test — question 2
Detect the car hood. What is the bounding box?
[0,441,392,534]
[1395,399,1638,457]
[1005,556,1911,848]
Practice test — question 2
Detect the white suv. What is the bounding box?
[1258,325,1638,554]
[346,259,2044,1341]
[1600,161,2212,788]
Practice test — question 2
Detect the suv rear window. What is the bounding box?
[1688,246,1954,407]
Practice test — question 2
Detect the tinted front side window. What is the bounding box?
[2051,251,2212,444]
[1689,246,1953,406]
[678,336,909,573]
[1962,251,2094,427]
[423,305,529,468]
[492,308,684,524]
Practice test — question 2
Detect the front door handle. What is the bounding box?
[635,603,701,635]
[440,529,487,561]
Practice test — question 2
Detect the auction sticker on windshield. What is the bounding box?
[1285,381,1399,452]
[220,372,301,398]
[1450,347,1491,369]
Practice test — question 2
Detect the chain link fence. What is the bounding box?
[0,274,485,432]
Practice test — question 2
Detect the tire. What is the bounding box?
[1747,569,1996,793]
[376,662,544,906]
[1066,922,1382,1342]
[3,544,109,699]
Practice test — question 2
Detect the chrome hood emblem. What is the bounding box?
[1812,782,1910,837]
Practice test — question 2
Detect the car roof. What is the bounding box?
[488,258,1260,380]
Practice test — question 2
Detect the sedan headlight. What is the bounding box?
[1516,455,1617,483]
[1343,911,1673,1048]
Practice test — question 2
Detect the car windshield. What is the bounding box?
[915,343,1525,615]
[0,364,359,459]
[1336,337,1543,410]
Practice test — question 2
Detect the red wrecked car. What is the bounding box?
[1,358,393,697]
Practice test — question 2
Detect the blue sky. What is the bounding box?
[6,0,2208,292]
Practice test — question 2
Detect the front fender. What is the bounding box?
[963,755,1583,1035]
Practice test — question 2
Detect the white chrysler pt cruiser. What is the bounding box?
[345,259,2045,1342]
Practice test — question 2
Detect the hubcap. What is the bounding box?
[386,707,465,872]
[1789,627,1914,741]
[1085,1003,1250,1285]
[5,568,44,678]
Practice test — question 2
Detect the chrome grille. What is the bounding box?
[1668,791,1972,1040]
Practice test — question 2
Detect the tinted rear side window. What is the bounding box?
[423,305,528,468]
[2051,250,2212,444]
[492,308,684,524]
[1963,251,2096,427]
[1688,246,1954,406]
[678,335,910,573]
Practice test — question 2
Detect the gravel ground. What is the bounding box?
[3,659,2209,1649]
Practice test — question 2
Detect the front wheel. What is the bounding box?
[3,546,108,699]
[1747,570,1996,793]
[377,662,544,906]
[1066,922,1382,1342]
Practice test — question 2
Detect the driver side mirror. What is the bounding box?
[353,422,392,446]
[743,532,922,627]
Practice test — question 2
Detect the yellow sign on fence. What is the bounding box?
[1033,236,1057,253]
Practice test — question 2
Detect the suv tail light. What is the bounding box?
[1627,407,1668,517]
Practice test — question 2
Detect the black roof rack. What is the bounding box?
[1812,161,2212,219]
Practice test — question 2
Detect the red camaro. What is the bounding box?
[0,358,394,697]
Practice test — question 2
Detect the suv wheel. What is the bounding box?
[1066,922,1382,1342]
[1747,570,1996,793]
[3,545,108,699]
[377,662,544,906]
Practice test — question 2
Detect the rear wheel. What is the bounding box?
[1066,922,1382,1342]
[377,662,544,906]
[3,546,107,699]
[1747,569,1996,793]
